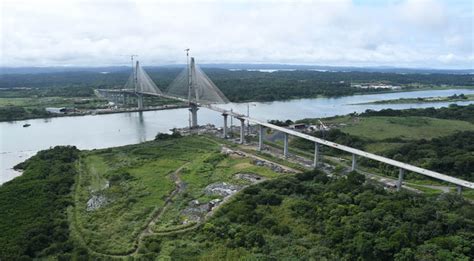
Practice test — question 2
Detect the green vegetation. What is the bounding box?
[267,119,294,126]
[147,171,474,260]
[1,70,472,121]
[339,116,474,141]
[0,96,106,109]
[0,86,96,98]
[155,129,182,140]
[151,149,280,233]
[0,146,83,260]
[0,105,52,121]
[0,96,109,121]
[384,131,474,181]
[293,105,474,182]
[73,136,217,254]
[200,70,473,102]
[1,69,472,102]
[361,103,474,123]
[356,93,473,105]
[72,135,281,255]
[1,133,473,260]
[75,153,179,254]
[0,88,178,121]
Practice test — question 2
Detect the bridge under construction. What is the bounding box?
[95,54,474,194]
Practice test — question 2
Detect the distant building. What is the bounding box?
[289,123,307,130]
[45,107,67,114]
[352,83,402,90]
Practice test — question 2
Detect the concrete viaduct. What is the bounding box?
[205,104,474,194]
[96,57,474,195]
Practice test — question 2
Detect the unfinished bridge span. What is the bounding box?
[95,56,474,194]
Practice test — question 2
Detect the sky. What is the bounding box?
[1,0,473,68]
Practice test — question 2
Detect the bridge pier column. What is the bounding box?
[313,143,320,168]
[189,104,199,128]
[258,125,264,151]
[397,168,405,191]
[222,114,228,138]
[230,115,233,138]
[351,154,357,171]
[239,118,245,144]
[137,94,144,110]
[457,185,462,195]
[283,133,289,158]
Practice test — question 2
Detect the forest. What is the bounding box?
[384,131,474,181]
[291,105,474,181]
[361,104,474,123]
[0,69,472,122]
[0,146,84,260]
[1,144,473,260]
[158,170,474,260]
[1,69,472,102]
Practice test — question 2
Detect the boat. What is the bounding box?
[23,124,31,127]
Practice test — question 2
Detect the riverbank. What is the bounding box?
[353,93,474,105]
[0,103,188,123]
[2,84,472,122]
[2,89,474,185]
[290,104,474,184]
[2,134,473,259]
[0,91,182,122]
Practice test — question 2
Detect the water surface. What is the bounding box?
[1,89,473,184]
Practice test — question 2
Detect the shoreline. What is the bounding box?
[351,94,474,105]
[2,86,473,123]
[1,104,189,123]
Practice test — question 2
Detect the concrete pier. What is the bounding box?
[222,114,228,138]
[351,154,357,171]
[189,104,199,128]
[313,143,320,168]
[258,125,264,151]
[137,93,144,110]
[283,133,289,158]
[457,185,462,195]
[239,118,245,144]
[397,168,405,191]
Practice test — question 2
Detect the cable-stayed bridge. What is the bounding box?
[95,57,474,193]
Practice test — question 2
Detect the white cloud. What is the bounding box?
[1,0,472,68]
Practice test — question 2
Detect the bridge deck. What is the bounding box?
[96,89,474,189]
[205,104,474,189]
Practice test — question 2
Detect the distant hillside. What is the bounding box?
[1,64,473,75]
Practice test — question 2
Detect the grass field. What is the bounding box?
[72,135,282,255]
[354,94,474,105]
[151,153,282,232]
[0,97,107,109]
[339,116,474,141]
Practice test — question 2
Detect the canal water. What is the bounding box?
[1,89,473,184]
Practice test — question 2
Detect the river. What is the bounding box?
[1,89,473,184]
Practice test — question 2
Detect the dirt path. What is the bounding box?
[244,142,453,195]
[228,145,301,173]
[72,163,188,258]
[130,163,188,255]
[325,155,455,194]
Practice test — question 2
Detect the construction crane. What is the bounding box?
[129,55,138,68]
[318,119,328,165]
[318,119,328,132]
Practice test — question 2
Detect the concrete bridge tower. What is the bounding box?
[134,61,145,110]
[187,50,199,128]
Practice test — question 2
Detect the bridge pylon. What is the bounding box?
[137,93,144,110]
[189,103,199,128]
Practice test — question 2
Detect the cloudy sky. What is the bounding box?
[1,0,472,68]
